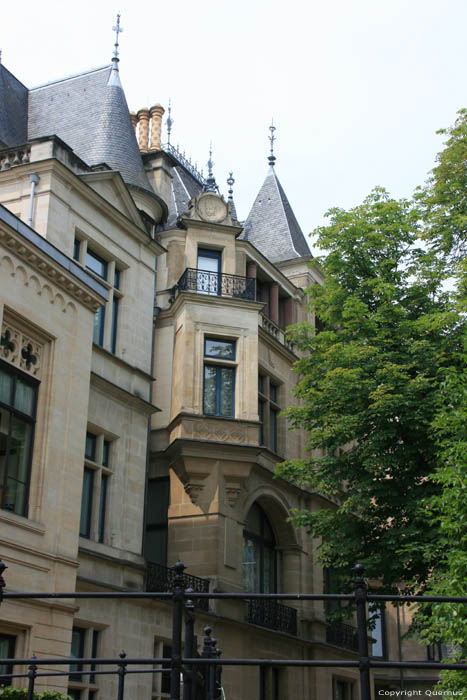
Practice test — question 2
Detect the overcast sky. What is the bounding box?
[2,0,466,253]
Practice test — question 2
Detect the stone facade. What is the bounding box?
[0,56,436,700]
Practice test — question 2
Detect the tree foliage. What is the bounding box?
[277,117,466,597]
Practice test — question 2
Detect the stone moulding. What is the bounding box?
[0,223,105,313]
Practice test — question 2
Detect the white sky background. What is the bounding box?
[2,0,466,254]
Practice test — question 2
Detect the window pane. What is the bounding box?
[85,433,97,461]
[270,384,278,403]
[258,400,265,445]
[372,608,385,657]
[246,503,262,536]
[86,250,108,279]
[204,338,235,359]
[269,408,278,452]
[220,367,234,416]
[111,296,119,354]
[80,468,94,537]
[203,366,217,415]
[73,239,80,261]
[14,378,35,416]
[0,370,13,406]
[114,268,121,290]
[258,374,264,394]
[243,537,261,593]
[93,306,105,346]
[70,628,85,679]
[102,440,110,467]
[98,474,108,543]
[0,407,11,503]
[0,634,15,684]
[161,644,172,694]
[263,545,275,593]
[7,416,32,514]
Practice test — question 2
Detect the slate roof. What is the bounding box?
[241,166,311,263]
[28,65,152,193]
[0,64,28,148]
[167,165,203,226]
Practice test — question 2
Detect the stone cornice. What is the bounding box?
[158,290,264,320]
[0,206,107,312]
[90,371,160,415]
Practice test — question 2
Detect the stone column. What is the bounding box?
[137,107,150,152]
[246,261,257,279]
[130,111,138,133]
[283,297,296,327]
[150,104,165,151]
[270,282,279,325]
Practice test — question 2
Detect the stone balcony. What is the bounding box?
[177,268,256,301]
[259,313,297,353]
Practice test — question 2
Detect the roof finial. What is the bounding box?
[268,119,276,167]
[112,13,124,68]
[227,171,235,201]
[204,142,218,192]
[166,100,173,144]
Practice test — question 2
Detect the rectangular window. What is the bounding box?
[93,306,105,347]
[111,296,119,354]
[0,634,15,686]
[82,246,122,353]
[86,250,108,280]
[152,640,172,700]
[145,477,170,565]
[203,338,236,418]
[333,679,353,700]
[0,363,38,516]
[73,239,81,262]
[197,249,221,295]
[79,432,112,543]
[69,627,99,698]
[258,373,281,454]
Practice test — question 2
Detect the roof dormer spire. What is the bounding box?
[268,119,276,167]
[111,13,124,69]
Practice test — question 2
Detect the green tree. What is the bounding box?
[277,187,463,592]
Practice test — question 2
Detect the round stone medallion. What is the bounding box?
[196,193,227,223]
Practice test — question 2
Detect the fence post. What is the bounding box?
[214,644,222,700]
[183,589,195,700]
[0,560,7,606]
[171,561,186,700]
[208,636,217,700]
[354,563,371,700]
[117,650,127,700]
[202,626,213,700]
[27,654,37,700]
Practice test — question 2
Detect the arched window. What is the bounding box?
[243,503,276,593]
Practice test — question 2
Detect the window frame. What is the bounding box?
[202,337,237,418]
[258,373,281,454]
[68,626,100,700]
[73,236,123,354]
[0,360,39,517]
[243,503,277,594]
[0,633,16,686]
[79,431,113,543]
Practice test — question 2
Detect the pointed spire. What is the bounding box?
[227,171,235,201]
[268,119,276,167]
[204,142,218,192]
[227,171,238,220]
[111,13,124,70]
[166,99,173,144]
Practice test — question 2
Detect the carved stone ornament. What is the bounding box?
[225,485,243,507]
[1,321,42,378]
[196,193,228,224]
[184,482,205,505]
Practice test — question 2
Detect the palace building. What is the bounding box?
[0,28,434,700]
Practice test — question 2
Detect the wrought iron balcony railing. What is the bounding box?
[247,598,298,636]
[177,268,256,301]
[146,561,209,611]
[326,620,359,652]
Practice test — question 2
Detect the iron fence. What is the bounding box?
[177,268,256,301]
[0,560,466,700]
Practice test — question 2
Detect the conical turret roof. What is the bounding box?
[28,65,152,193]
[241,166,310,263]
